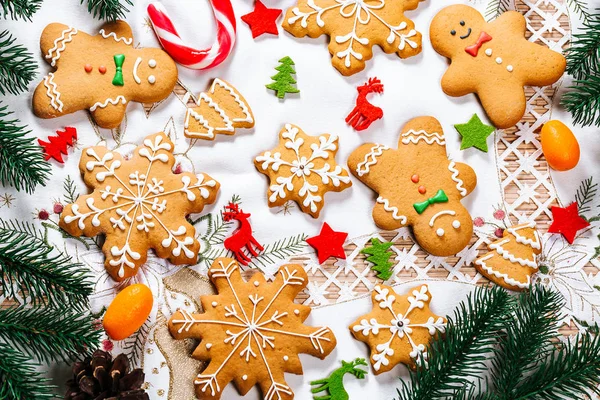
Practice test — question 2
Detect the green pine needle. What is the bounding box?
[81,0,133,21]
[0,343,55,399]
[0,305,100,363]
[566,10,600,80]
[0,219,94,310]
[567,0,591,24]
[249,234,308,269]
[561,73,600,127]
[0,0,43,21]
[485,0,511,21]
[575,177,598,216]
[0,30,38,96]
[0,103,51,193]
[63,175,79,204]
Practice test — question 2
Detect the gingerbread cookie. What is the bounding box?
[169,258,337,400]
[350,284,446,373]
[430,5,566,129]
[184,78,255,140]
[282,0,424,76]
[255,123,352,218]
[347,116,477,256]
[59,132,220,281]
[33,21,178,129]
[475,222,541,291]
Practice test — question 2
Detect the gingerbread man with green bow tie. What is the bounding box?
[32,21,178,129]
[347,116,477,256]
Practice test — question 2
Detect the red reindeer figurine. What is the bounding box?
[345,77,384,131]
[223,203,264,265]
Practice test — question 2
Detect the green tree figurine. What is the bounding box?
[310,358,368,400]
[266,56,300,99]
[361,237,395,280]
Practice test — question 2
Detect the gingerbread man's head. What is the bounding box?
[348,116,477,256]
[430,5,487,58]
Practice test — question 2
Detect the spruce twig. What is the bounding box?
[248,234,308,269]
[0,343,55,399]
[485,0,512,21]
[561,74,600,127]
[80,0,133,21]
[0,30,37,96]
[567,0,591,23]
[565,11,600,80]
[0,0,43,21]
[575,177,597,216]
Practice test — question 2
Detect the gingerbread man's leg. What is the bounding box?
[477,83,526,129]
[90,100,129,129]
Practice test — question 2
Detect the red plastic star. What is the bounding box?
[241,0,282,38]
[548,203,590,244]
[306,222,348,264]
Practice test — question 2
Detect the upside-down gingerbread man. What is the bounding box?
[33,21,178,129]
[347,116,477,256]
[430,5,566,129]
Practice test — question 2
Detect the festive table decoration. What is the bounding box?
[266,56,300,99]
[454,113,495,152]
[282,0,423,76]
[0,30,37,96]
[346,77,384,131]
[540,120,580,171]
[82,0,133,21]
[38,126,77,163]
[184,78,254,140]
[548,203,591,244]
[223,202,264,265]
[350,284,446,373]
[147,0,236,70]
[168,258,337,400]
[103,283,153,340]
[241,0,282,39]
[361,237,394,280]
[474,222,541,291]
[59,132,220,281]
[310,358,368,400]
[306,222,348,264]
[255,123,352,218]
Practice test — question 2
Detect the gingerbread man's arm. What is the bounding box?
[97,20,134,46]
[447,161,477,198]
[441,63,476,97]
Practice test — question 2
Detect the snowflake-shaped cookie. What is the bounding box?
[350,284,446,374]
[282,0,424,75]
[255,124,352,218]
[59,132,220,281]
[169,258,337,400]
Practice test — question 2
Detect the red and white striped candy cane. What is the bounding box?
[147,1,236,70]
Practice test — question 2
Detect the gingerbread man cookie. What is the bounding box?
[282,0,424,76]
[59,132,220,281]
[33,21,178,129]
[430,5,566,129]
[347,116,477,256]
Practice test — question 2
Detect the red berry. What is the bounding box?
[473,217,484,227]
[495,228,505,238]
[53,203,64,214]
[493,209,506,220]
[102,339,114,352]
[38,209,50,220]
[173,164,183,174]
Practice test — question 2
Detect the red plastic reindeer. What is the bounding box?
[223,203,264,265]
[345,77,384,131]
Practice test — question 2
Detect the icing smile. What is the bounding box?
[460,28,472,39]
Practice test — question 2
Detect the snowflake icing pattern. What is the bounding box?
[169,258,337,400]
[283,0,423,75]
[350,284,445,373]
[60,132,220,281]
[255,124,351,218]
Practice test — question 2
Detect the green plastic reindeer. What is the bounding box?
[310,358,368,400]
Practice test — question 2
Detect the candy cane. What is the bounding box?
[147,1,236,70]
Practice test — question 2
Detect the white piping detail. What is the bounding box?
[99,29,133,45]
[44,73,63,112]
[507,222,541,250]
[45,27,78,67]
[210,79,254,124]
[90,96,127,112]
[376,197,407,224]
[429,210,456,227]
[489,239,537,268]
[356,144,389,176]
[448,161,467,196]
[476,254,530,289]
[132,57,142,84]
[401,129,445,145]
[184,93,234,139]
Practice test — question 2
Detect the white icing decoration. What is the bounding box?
[452,220,461,229]
[356,144,389,177]
[294,309,300,315]
[206,343,213,349]
[507,65,513,72]
[133,57,142,84]
[448,161,467,196]
[254,281,260,287]
[212,301,218,307]
[283,356,289,361]
[242,375,248,380]
[401,129,445,145]
[489,238,537,268]
[184,93,234,139]
[148,59,157,68]
[90,96,127,112]
[436,228,444,237]
[148,75,156,84]
[45,27,78,67]
[210,78,254,124]
[99,29,133,45]
[476,254,530,288]
[495,57,502,64]
[376,197,407,224]
[507,222,541,250]
[429,210,456,227]
[43,73,64,112]
[485,48,492,56]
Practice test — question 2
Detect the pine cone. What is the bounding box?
[65,350,149,400]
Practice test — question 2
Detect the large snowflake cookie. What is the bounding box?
[347,116,477,256]
[282,0,424,75]
[430,5,566,129]
[33,21,178,129]
[255,124,352,218]
[59,132,220,281]
[475,222,542,291]
[350,284,446,373]
[168,257,337,400]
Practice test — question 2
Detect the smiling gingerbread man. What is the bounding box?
[430,5,565,129]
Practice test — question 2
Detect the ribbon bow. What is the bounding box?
[464,31,492,57]
[112,54,125,86]
[413,189,448,214]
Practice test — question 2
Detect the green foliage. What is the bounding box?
[249,234,308,269]
[63,175,79,204]
[575,176,597,216]
[566,0,591,24]
[266,56,300,99]
[0,343,55,399]
[0,0,42,21]
[561,74,600,127]
[0,30,37,96]
[361,237,395,280]
[80,0,133,21]
[485,0,511,21]
[311,358,368,400]
[0,103,51,193]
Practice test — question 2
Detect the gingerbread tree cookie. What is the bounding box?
[59,132,220,281]
[282,0,424,76]
[350,284,446,373]
[33,21,178,129]
[475,222,542,291]
[169,258,337,400]
[347,116,477,257]
[430,5,566,129]
[255,124,352,218]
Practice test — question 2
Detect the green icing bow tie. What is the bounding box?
[112,54,125,86]
[413,189,448,214]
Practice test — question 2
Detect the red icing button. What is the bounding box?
[84,64,93,73]
[98,66,107,74]
[411,174,419,183]
[418,186,426,194]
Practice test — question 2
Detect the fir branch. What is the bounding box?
[0,218,93,309]
[566,10,600,80]
[396,286,514,400]
[485,0,512,21]
[122,321,150,367]
[0,343,55,399]
[0,305,100,363]
[0,0,43,21]
[63,175,79,204]
[248,234,308,269]
[561,73,600,127]
[0,30,37,96]
[80,0,133,21]
[574,177,597,216]
[566,0,591,24]
[0,103,50,193]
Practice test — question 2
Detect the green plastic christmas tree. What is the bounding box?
[266,56,300,99]
[361,237,395,280]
